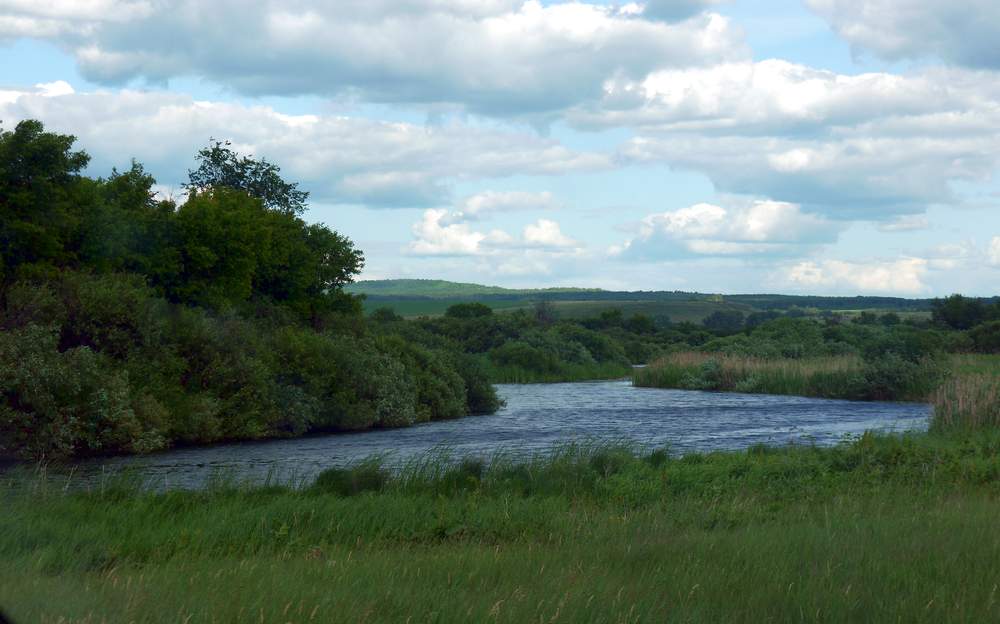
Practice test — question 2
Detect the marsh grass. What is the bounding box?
[634,351,942,401]
[6,436,1000,622]
[925,355,1000,431]
[634,352,864,396]
[489,361,632,384]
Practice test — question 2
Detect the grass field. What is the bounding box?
[5,435,1000,622]
[362,297,749,323]
[360,297,529,317]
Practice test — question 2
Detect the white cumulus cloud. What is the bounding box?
[782,257,930,294]
[447,191,561,223]
[615,199,841,259]
[599,61,1000,219]
[0,0,746,116]
[0,85,611,207]
[990,237,1000,267]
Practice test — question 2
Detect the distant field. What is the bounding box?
[346,279,597,298]
[833,309,932,321]
[360,296,750,323]
[351,280,937,320]
[360,298,529,317]
[539,299,751,324]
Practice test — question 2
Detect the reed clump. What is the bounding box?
[634,351,942,401]
[931,374,1000,431]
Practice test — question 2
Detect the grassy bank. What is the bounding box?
[5,435,1000,622]
[633,351,946,402]
[931,358,1000,431]
[634,353,1000,435]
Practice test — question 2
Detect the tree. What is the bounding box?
[970,320,1000,353]
[445,302,493,319]
[0,120,92,278]
[533,300,557,325]
[185,140,308,216]
[931,294,989,330]
[624,313,656,335]
[703,310,745,333]
[171,188,269,307]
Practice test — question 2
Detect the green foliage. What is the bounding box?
[185,139,309,216]
[932,294,996,330]
[444,302,493,319]
[703,309,745,332]
[638,349,945,402]
[310,459,389,496]
[0,325,164,458]
[0,119,92,277]
[369,306,403,323]
[969,320,1000,353]
[0,121,496,459]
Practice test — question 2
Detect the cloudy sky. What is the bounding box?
[2,0,999,295]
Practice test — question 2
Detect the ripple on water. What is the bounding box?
[33,381,930,489]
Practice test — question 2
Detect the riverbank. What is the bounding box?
[6,381,927,489]
[4,433,1000,622]
[634,352,1000,409]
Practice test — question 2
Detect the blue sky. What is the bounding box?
[2,0,999,295]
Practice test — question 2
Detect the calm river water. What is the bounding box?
[43,380,931,489]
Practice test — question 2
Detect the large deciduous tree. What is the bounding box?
[0,120,92,280]
[184,140,309,216]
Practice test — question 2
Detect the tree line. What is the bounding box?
[0,120,498,459]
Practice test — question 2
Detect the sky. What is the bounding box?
[1,0,999,296]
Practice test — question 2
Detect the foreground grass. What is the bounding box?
[5,435,1000,622]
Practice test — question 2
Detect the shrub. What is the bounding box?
[970,321,1000,354]
[0,325,164,458]
[444,302,493,319]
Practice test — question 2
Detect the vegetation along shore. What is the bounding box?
[3,120,1000,462]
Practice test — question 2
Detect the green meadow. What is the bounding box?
[5,433,1000,623]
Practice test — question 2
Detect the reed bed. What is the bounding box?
[634,351,867,398]
[932,373,1000,431]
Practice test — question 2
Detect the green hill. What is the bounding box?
[348,279,938,322]
[345,279,600,298]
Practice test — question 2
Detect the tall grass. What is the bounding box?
[932,374,1000,431]
[634,352,869,399]
[7,436,1000,622]
[488,361,632,384]
[926,355,1000,431]
[634,351,942,401]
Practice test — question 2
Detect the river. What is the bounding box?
[41,380,930,489]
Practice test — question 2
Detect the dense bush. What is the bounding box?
[0,121,499,459]
[0,273,501,459]
[969,321,1000,354]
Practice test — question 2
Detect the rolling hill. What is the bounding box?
[347,280,937,322]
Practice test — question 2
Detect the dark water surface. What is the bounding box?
[47,381,930,489]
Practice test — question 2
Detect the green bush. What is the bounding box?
[0,325,165,458]
[970,321,1000,354]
